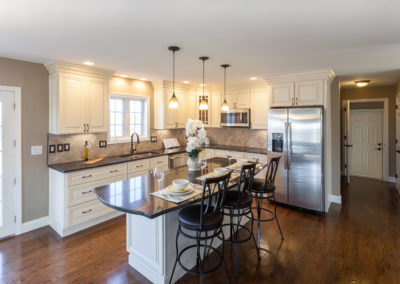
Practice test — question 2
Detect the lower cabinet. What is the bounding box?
[49,155,169,238]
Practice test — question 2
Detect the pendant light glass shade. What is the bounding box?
[168,46,180,109]
[221,99,229,111]
[221,64,230,112]
[168,93,179,109]
[199,56,209,110]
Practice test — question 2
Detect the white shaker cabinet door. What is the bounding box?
[211,91,221,127]
[271,83,294,107]
[295,80,324,106]
[86,78,108,132]
[59,74,86,133]
[250,88,269,129]
[235,89,250,108]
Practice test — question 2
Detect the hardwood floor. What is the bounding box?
[1,176,399,283]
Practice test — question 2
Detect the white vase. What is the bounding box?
[187,156,200,171]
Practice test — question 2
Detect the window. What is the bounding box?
[109,94,150,143]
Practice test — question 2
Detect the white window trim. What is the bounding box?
[108,92,151,144]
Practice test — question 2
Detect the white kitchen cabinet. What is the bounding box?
[271,83,295,107]
[46,61,114,134]
[295,80,324,106]
[226,89,250,109]
[270,80,324,107]
[250,88,270,129]
[211,91,221,127]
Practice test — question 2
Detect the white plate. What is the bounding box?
[167,185,194,196]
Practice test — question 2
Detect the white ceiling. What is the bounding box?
[1,0,400,86]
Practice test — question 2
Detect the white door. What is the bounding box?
[0,89,16,238]
[396,94,400,190]
[343,101,351,183]
[350,110,383,179]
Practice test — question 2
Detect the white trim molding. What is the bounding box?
[386,176,396,183]
[329,195,342,205]
[21,216,49,234]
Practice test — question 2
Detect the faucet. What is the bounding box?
[130,132,140,154]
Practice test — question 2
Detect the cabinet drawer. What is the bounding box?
[67,163,127,186]
[128,159,150,174]
[67,174,126,207]
[150,156,168,168]
[128,170,150,179]
[67,199,114,227]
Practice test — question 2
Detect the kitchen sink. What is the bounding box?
[120,151,160,158]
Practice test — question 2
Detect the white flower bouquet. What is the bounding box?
[185,118,206,159]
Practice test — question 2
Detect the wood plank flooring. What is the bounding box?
[1,176,399,283]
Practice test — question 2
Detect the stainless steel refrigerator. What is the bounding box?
[267,107,325,213]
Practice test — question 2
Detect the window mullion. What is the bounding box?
[125,99,130,137]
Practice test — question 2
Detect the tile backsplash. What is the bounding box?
[47,128,267,164]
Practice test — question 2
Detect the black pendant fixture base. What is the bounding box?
[168,46,180,52]
[199,56,209,61]
[221,64,230,68]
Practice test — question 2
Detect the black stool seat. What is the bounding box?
[251,179,276,193]
[224,191,252,208]
[178,205,223,231]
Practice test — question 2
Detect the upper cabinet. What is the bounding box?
[46,61,114,134]
[211,91,221,128]
[226,88,250,109]
[250,87,270,129]
[270,77,325,107]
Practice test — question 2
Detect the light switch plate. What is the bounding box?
[31,145,43,156]
[49,145,56,153]
[150,136,157,142]
[99,140,107,148]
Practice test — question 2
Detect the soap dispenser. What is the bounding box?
[84,141,89,161]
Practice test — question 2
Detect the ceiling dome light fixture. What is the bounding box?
[355,80,370,87]
[221,64,230,112]
[199,56,209,111]
[168,46,180,109]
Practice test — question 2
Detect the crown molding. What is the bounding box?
[265,70,336,84]
[45,60,115,78]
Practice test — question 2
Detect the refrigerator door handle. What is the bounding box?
[288,122,292,170]
[284,122,288,170]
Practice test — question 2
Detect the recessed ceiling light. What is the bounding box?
[119,74,128,78]
[183,81,190,84]
[250,77,257,80]
[355,80,370,87]
[140,78,147,81]
[83,61,95,66]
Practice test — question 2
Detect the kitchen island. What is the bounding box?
[93,157,267,284]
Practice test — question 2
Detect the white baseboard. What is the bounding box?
[328,195,342,205]
[21,216,49,234]
[386,176,396,183]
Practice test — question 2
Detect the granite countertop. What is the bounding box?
[48,144,267,173]
[92,157,267,219]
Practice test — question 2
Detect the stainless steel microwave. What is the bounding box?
[221,108,250,128]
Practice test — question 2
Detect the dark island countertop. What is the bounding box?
[48,144,267,173]
[92,157,267,219]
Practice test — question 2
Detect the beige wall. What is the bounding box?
[341,85,397,177]
[0,57,49,222]
[330,77,341,196]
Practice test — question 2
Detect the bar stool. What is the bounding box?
[220,162,260,277]
[169,171,232,284]
[250,156,284,253]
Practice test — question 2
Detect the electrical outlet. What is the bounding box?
[57,144,64,152]
[99,140,107,148]
[64,143,70,151]
[150,136,157,142]
[31,145,43,156]
[49,145,56,153]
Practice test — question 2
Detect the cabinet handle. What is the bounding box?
[109,169,119,173]
[82,209,92,214]
[291,97,294,105]
[295,97,298,105]
[136,165,143,168]
[82,174,92,179]
[84,124,87,132]
[87,123,89,132]
[82,190,92,195]
[157,161,164,164]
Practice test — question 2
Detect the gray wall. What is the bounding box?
[341,85,397,177]
[0,57,49,222]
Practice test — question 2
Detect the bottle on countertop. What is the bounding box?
[84,141,89,161]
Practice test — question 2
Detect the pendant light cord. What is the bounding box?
[224,66,226,100]
[202,59,205,99]
[173,49,175,95]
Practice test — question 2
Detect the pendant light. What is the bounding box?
[168,46,180,109]
[199,56,209,110]
[221,64,230,112]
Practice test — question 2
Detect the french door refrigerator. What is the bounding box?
[267,107,325,213]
